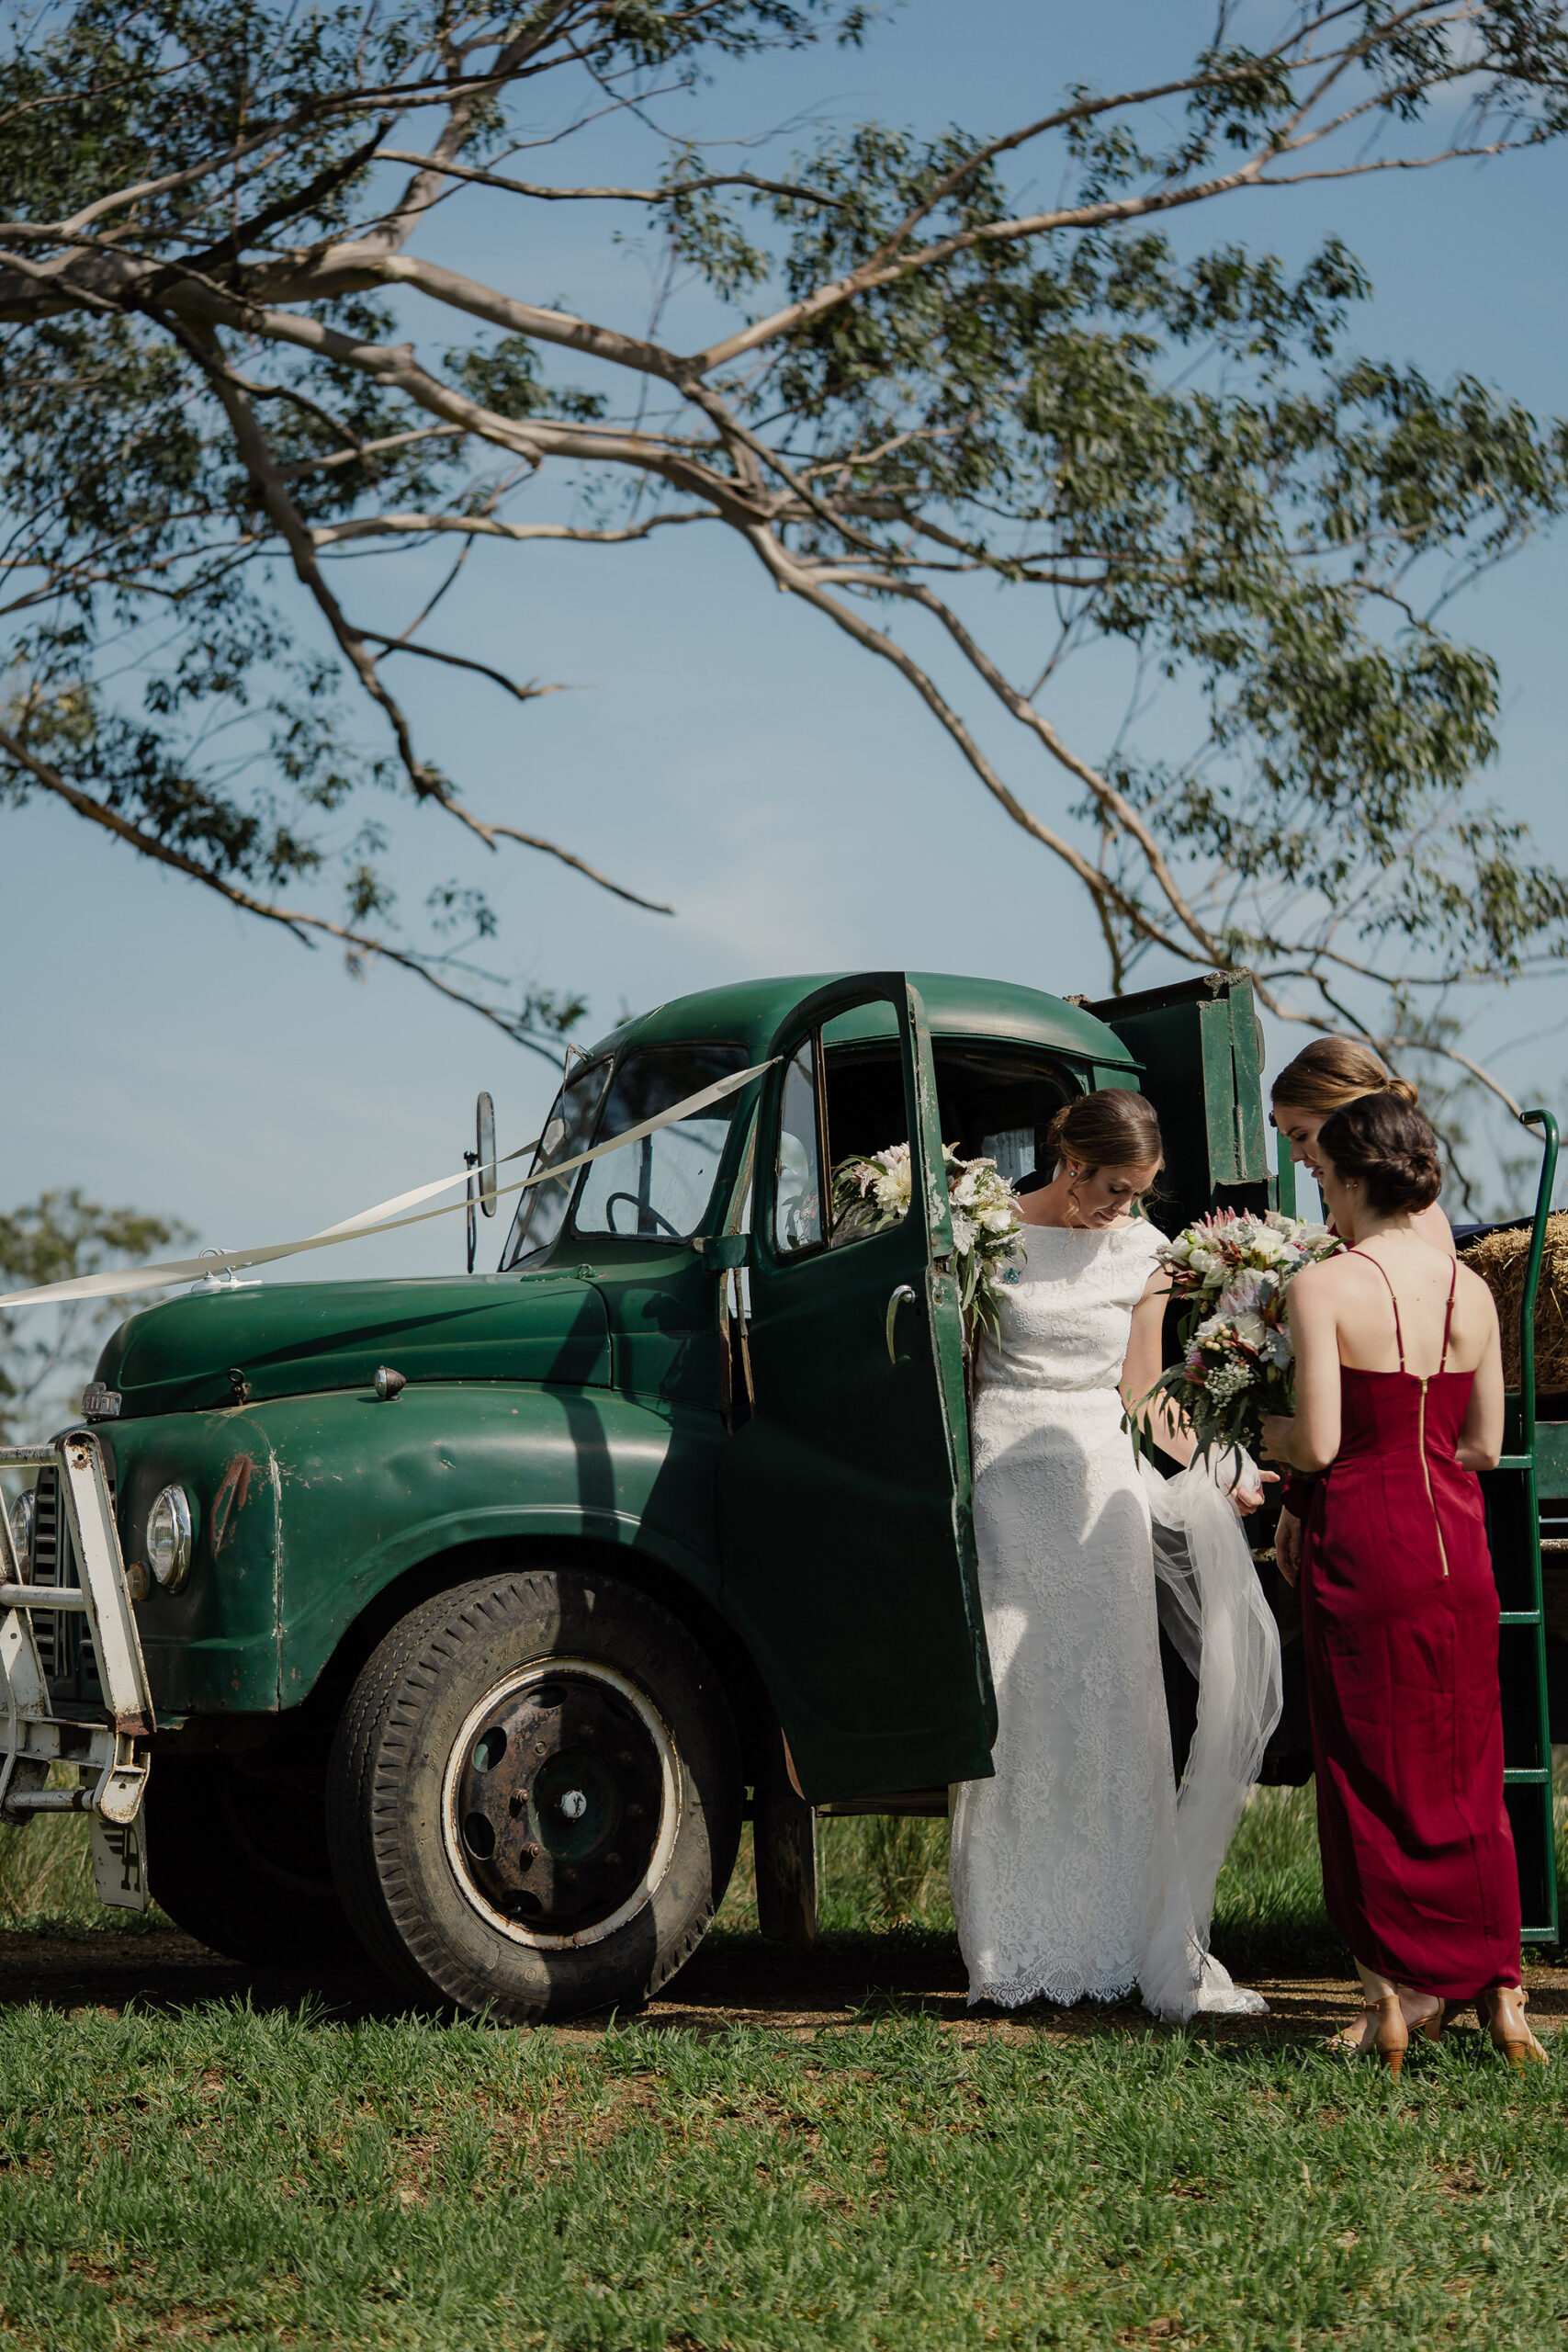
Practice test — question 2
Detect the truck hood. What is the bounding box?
[93,1272,612,1418]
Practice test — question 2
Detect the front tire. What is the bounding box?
[144,1754,364,1966]
[325,1568,741,2023]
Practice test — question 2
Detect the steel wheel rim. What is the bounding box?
[440,1657,682,1950]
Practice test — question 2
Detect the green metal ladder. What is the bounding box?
[1485,1107,1561,1946]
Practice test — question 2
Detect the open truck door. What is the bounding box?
[716,975,997,1805]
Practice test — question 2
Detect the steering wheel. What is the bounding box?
[604,1191,684,1240]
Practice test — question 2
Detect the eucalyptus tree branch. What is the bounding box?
[829,17,1361,275]
[311,509,719,547]
[740,523,1201,965]
[687,163,1280,374]
[360,629,569,710]
[1382,1041,1524,1117]
[860,572,1230,964]
[371,147,848,208]
[149,312,373,463]
[1261,967,1529,1116]
[172,291,761,537]
[481,824,674,915]
[0,720,671,975]
[276,425,466,481]
[144,313,677,915]
[360,11,581,261]
[172,316,444,802]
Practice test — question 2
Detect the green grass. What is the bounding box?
[0,1771,1563,2348]
[0,1996,1564,2349]
[0,1785,167,1940]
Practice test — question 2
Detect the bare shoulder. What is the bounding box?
[1289,1252,1352,1300]
[1415,1198,1457,1257]
[1453,1260,1499,1323]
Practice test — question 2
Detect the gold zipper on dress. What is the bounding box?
[1416,1377,1450,1578]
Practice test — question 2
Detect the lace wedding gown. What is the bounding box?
[949,1218,1282,2020]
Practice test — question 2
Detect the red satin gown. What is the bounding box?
[1300,1252,1520,1998]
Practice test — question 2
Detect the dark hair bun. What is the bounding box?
[1316,1092,1442,1217]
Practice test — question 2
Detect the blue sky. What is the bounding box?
[4,1,1567,1300]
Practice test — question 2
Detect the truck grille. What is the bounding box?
[29,1457,113,1704]
[29,1464,60,1679]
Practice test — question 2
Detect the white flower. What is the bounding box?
[870,1144,912,1214]
[950,1208,978,1255]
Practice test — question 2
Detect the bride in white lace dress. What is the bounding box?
[950,1090,1282,2021]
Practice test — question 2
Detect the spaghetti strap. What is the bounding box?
[1348,1248,1405,1373]
[1439,1253,1459,1374]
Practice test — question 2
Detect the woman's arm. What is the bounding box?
[1122,1268,1269,1507]
[1121,1271,1196,1466]
[1455,1277,1505,1473]
[1261,1267,1343,1473]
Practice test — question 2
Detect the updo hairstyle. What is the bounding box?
[1314,1091,1443,1217]
[1269,1035,1419,1117]
[1045,1090,1164,1188]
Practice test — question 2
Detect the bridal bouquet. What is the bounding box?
[829,1143,1025,1337]
[1147,1210,1341,1461]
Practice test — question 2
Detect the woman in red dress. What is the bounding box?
[1262,1091,1546,2073]
[1268,1037,1456,1594]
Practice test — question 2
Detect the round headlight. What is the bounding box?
[7,1488,35,1577]
[146,1486,193,1591]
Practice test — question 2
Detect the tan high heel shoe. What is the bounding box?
[1329,1993,1409,2075]
[1404,1993,1448,2044]
[1478,1985,1550,2069]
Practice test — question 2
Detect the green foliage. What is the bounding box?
[0,1191,191,1443]
[6,5,1568,1102]
[448,334,606,424]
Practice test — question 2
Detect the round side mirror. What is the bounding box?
[476,1091,497,1218]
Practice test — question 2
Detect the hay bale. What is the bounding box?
[1460,1212,1568,1393]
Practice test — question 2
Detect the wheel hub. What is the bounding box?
[452,1669,667,1934]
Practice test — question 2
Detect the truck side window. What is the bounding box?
[773,1040,823,1254]
[573,1045,747,1242]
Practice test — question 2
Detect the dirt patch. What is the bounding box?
[1,1926,1562,2047]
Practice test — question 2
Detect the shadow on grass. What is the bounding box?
[2,1781,1559,2044]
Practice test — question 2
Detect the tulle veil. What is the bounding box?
[1135,1445,1284,2020]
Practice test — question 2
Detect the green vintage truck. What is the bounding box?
[1,969,1558,2018]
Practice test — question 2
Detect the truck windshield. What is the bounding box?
[499,1057,613,1268]
[572,1045,748,1243]
[501,1043,749,1266]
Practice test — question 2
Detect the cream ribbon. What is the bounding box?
[0,1060,775,1313]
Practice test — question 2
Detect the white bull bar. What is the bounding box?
[0,1430,153,1832]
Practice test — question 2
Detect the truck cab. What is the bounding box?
[0,967,1356,2018]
